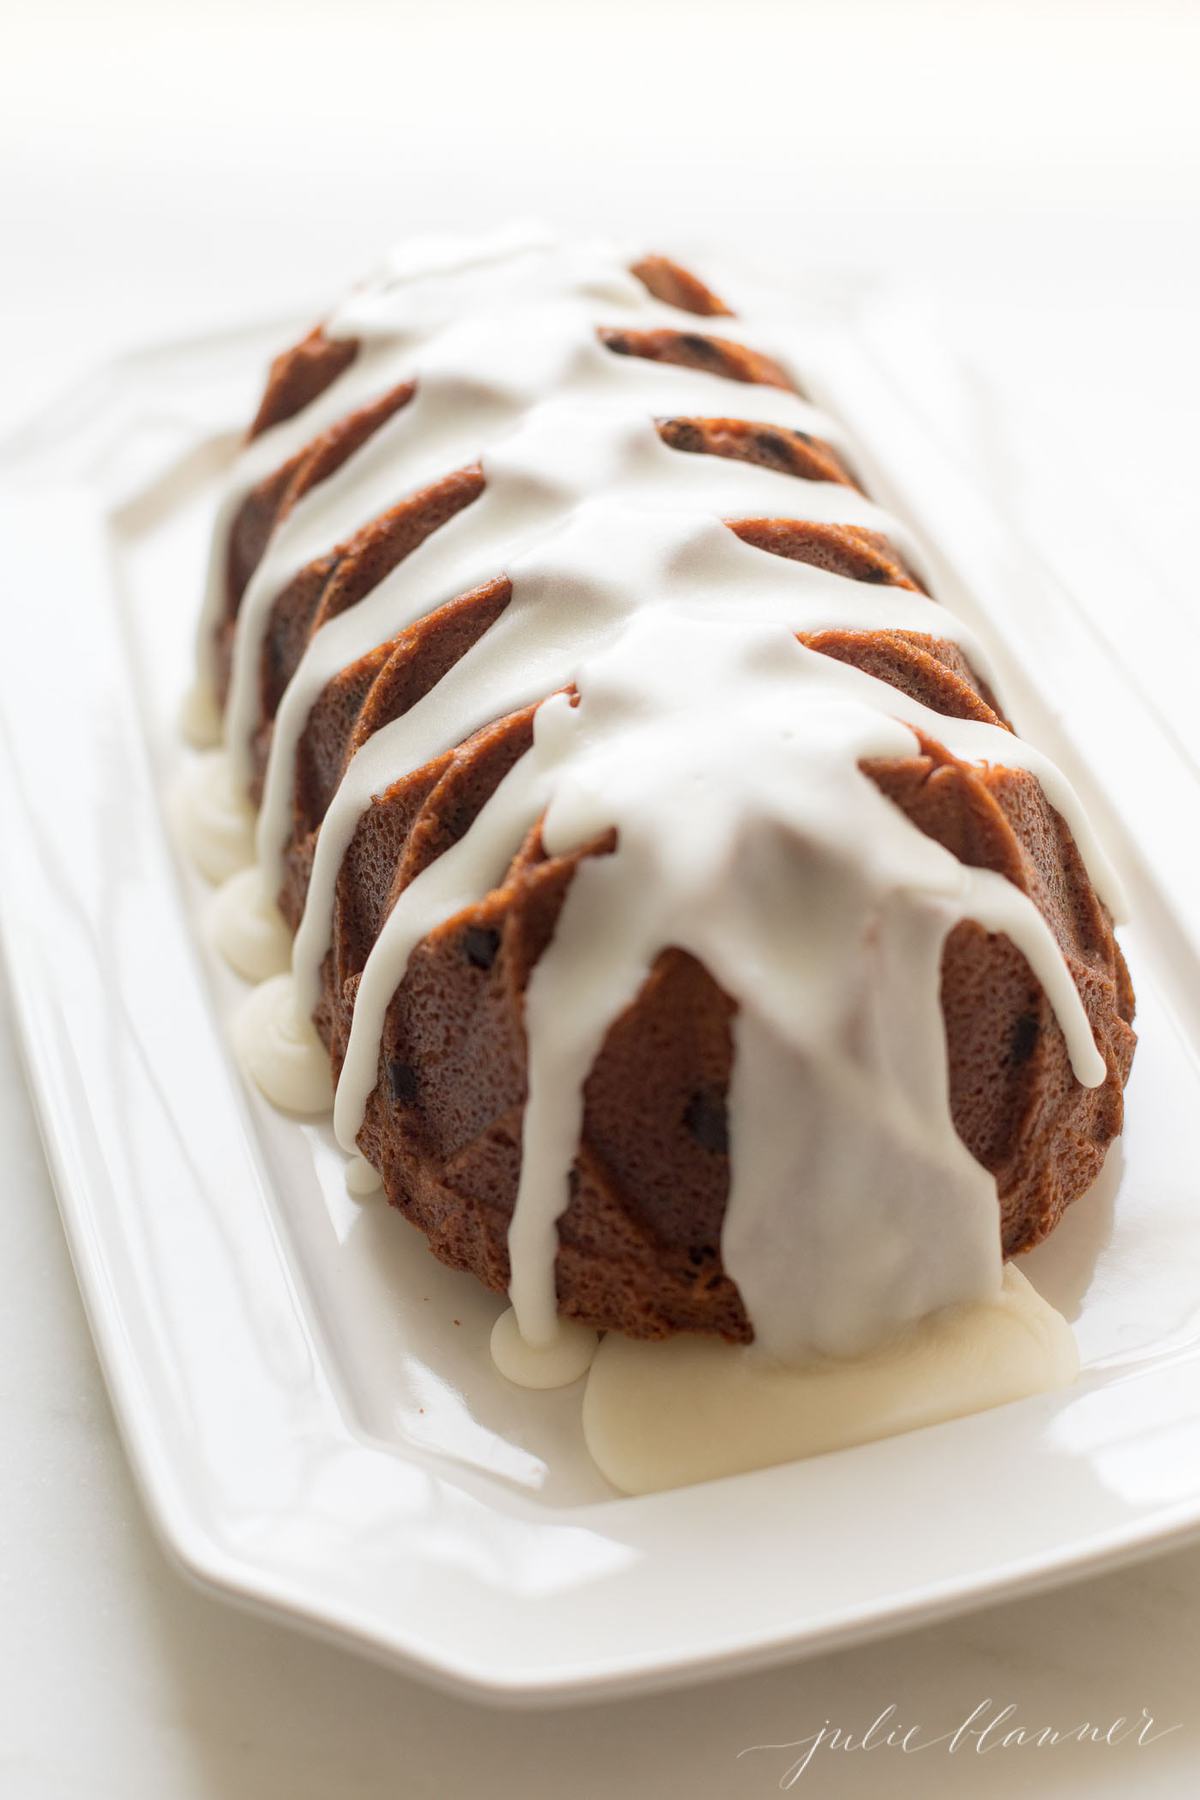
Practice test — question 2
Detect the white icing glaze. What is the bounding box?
[581,1263,1079,1493]
[170,749,256,883]
[257,401,939,905]
[232,973,332,1115]
[208,866,291,982]
[201,226,854,731]
[345,1154,383,1196]
[201,228,1119,1374]
[490,1306,600,1390]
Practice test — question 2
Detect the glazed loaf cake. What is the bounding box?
[195,229,1135,1363]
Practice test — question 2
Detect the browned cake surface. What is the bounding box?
[214,257,1136,1343]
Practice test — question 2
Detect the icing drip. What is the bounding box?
[198,228,1120,1371]
[490,1307,600,1390]
[345,1154,383,1197]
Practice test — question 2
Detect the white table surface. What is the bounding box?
[3,2,1199,1793]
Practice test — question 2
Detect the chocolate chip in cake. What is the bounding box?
[753,429,793,465]
[464,925,501,970]
[386,1059,419,1103]
[683,1088,729,1154]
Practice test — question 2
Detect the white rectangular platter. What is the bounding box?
[3,303,1200,1704]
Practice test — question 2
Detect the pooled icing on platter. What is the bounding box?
[193,227,1119,1412]
[170,748,256,883]
[208,866,291,982]
[179,672,222,749]
[582,1263,1079,1493]
[231,972,332,1116]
